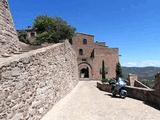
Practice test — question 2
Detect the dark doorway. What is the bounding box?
[80,67,89,78]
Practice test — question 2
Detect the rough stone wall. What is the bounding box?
[97,79,160,109]
[126,86,153,101]
[0,0,20,56]
[126,86,160,109]
[97,82,112,93]
[97,82,153,101]
[0,40,79,120]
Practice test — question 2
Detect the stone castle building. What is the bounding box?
[1,1,160,119]
[24,31,119,80]
[17,26,37,44]
[71,33,119,80]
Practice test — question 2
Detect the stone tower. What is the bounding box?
[0,0,20,56]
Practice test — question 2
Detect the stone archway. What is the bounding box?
[80,67,89,78]
[78,62,92,79]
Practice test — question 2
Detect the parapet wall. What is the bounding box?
[0,40,79,120]
[0,0,20,56]
[127,74,149,88]
[126,86,160,108]
[134,80,150,89]
[97,78,160,109]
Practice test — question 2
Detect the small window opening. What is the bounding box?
[79,49,83,55]
[83,39,87,44]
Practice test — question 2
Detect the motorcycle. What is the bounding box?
[109,78,127,98]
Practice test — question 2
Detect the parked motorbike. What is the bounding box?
[109,78,127,98]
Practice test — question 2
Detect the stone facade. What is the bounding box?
[127,74,138,86]
[0,40,79,120]
[17,30,119,80]
[71,33,119,80]
[0,0,20,56]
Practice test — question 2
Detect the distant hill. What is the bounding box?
[122,67,160,80]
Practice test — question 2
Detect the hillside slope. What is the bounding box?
[122,67,160,80]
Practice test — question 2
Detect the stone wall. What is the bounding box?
[128,74,149,88]
[126,86,153,101]
[97,81,160,109]
[0,0,20,56]
[0,40,79,120]
[97,82,112,93]
[134,80,150,89]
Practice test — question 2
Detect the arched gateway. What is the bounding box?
[78,62,92,79]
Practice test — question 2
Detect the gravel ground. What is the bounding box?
[41,81,160,120]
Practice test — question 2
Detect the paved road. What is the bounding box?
[42,81,160,120]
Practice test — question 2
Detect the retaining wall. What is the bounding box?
[97,82,160,109]
[134,80,150,89]
[126,86,160,108]
[0,40,79,120]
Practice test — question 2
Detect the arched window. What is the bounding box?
[79,49,83,55]
[83,39,87,44]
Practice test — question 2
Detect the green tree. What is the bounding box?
[102,60,106,80]
[33,16,76,44]
[116,62,123,80]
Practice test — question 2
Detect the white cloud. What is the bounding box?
[122,60,160,67]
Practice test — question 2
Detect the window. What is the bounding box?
[82,59,86,61]
[69,39,72,44]
[83,39,87,44]
[79,49,83,55]
[31,32,35,37]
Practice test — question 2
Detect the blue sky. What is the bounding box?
[9,0,160,67]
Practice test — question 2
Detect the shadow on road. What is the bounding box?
[143,101,160,110]
[104,92,160,110]
[104,93,123,99]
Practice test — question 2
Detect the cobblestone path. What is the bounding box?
[42,81,160,120]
